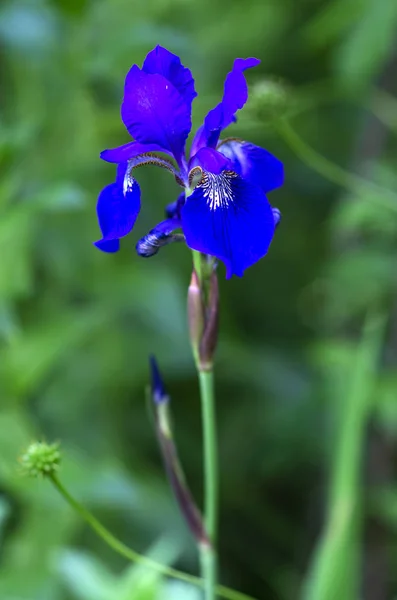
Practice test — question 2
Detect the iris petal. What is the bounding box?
[136,218,183,257]
[94,239,120,253]
[165,192,185,219]
[121,67,191,164]
[191,57,260,154]
[142,45,197,111]
[189,147,231,174]
[94,165,141,253]
[100,141,174,163]
[218,139,284,193]
[181,169,275,278]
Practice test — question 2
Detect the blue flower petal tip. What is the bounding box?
[149,355,168,404]
[93,239,120,253]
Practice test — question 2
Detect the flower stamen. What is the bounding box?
[188,166,204,189]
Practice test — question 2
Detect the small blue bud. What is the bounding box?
[165,200,178,219]
[149,355,168,404]
[272,207,281,228]
[165,192,185,219]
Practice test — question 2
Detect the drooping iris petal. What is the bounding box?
[100,141,174,163]
[218,140,284,193]
[191,57,260,154]
[94,167,141,253]
[122,67,191,164]
[182,169,275,278]
[136,218,183,257]
[143,45,197,112]
[95,239,120,253]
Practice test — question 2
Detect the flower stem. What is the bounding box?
[189,247,219,599]
[199,369,218,541]
[49,474,195,585]
[200,542,217,600]
[49,473,252,600]
[198,367,218,600]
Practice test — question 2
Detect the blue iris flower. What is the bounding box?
[95,46,283,278]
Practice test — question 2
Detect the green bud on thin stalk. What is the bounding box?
[20,441,61,478]
[247,78,293,123]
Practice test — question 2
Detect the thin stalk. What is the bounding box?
[49,474,254,600]
[189,247,219,599]
[193,250,204,283]
[201,543,217,600]
[276,118,397,211]
[199,369,218,541]
[198,368,218,600]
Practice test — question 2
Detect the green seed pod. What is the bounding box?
[248,78,291,122]
[20,441,61,478]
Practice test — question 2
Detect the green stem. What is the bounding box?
[193,250,204,282]
[198,368,218,600]
[201,543,217,600]
[49,474,253,600]
[199,369,218,540]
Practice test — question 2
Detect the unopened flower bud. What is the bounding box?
[187,269,205,366]
[199,271,219,371]
[20,441,61,478]
[148,356,210,547]
[248,78,291,122]
[149,355,169,405]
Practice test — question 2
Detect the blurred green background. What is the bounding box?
[1,0,397,599]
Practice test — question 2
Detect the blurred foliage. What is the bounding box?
[1,0,397,599]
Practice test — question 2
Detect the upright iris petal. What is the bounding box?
[142,45,197,112]
[218,139,284,193]
[94,163,141,253]
[191,57,260,153]
[100,141,175,164]
[189,147,232,174]
[182,155,275,278]
[121,66,192,164]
